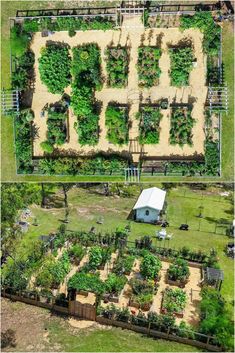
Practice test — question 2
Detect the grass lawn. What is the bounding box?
[15,183,234,304]
[1,2,234,182]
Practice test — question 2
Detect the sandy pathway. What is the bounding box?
[31,16,207,160]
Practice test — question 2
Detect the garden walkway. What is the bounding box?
[31,15,207,160]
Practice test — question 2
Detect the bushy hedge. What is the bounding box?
[137,47,161,87]
[39,44,71,94]
[169,47,194,87]
[22,16,115,33]
[199,287,234,351]
[105,105,129,145]
[138,107,163,144]
[15,110,34,174]
[105,47,129,87]
[204,138,219,176]
[170,108,195,146]
[180,12,221,56]
[12,51,35,90]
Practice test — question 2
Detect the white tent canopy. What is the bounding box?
[133,187,166,211]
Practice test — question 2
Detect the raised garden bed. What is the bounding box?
[104,273,127,303]
[137,47,161,87]
[129,278,158,311]
[169,46,194,87]
[161,287,187,318]
[167,258,190,288]
[140,251,162,280]
[105,104,129,145]
[112,255,135,276]
[138,106,163,144]
[169,107,195,146]
[105,46,129,87]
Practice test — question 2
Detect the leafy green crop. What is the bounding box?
[137,47,161,87]
[105,47,129,87]
[105,105,129,145]
[140,251,162,280]
[68,272,104,294]
[138,107,163,144]
[169,108,195,146]
[169,47,194,87]
[168,258,190,282]
[39,44,71,94]
[162,288,187,314]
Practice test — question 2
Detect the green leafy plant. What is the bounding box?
[39,44,71,94]
[169,107,195,146]
[138,107,163,144]
[137,47,161,87]
[140,251,162,280]
[168,258,190,282]
[105,104,129,145]
[162,288,187,314]
[68,244,85,263]
[105,273,127,295]
[68,272,104,294]
[169,47,194,86]
[105,46,129,87]
[113,255,135,275]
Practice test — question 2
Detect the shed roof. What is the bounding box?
[133,187,166,211]
[206,267,224,281]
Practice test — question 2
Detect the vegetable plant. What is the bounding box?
[162,288,187,314]
[169,107,195,146]
[68,272,104,294]
[138,107,163,144]
[140,251,162,280]
[105,46,129,87]
[168,258,190,282]
[39,44,71,94]
[104,273,127,295]
[105,104,129,145]
[137,47,161,87]
[169,47,194,87]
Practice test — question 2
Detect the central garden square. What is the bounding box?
[31,15,208,162]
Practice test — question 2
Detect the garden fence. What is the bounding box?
[1,287,222,352]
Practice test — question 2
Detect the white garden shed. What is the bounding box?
[133,187,166,224]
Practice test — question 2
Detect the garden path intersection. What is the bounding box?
[31,15,207,162]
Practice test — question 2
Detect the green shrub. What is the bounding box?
[113,255,135,275]
[68,272,104,294]
[105,46,129,87]
[40,141,54,154]
[68,244,85,262]
[204,138,219,176]
[105,105,129,145]
[138,107,163,144]
[137,47,161,87]
[170,107,195,146]
[169,47,194,86]
[10,24,30,56]
[46,107,67,147]
[168,258,190,282]
[180,12,220,56]
[39,44,71,93]
[105,273,127,295]
[12,51,35,90]
[68,29,76,37]
[140,251,162,280]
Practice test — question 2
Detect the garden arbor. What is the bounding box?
[204,267,224,291]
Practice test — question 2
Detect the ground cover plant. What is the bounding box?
[137,47,161,87]
[39,44,71,94]
[169,107,195,146]
[105,104,129,145]
[105,46,129,87]
[162,288,187,315]
[167,258,190,283]
[140,251,162,280]
[169,47,194,86]
[138,106,163,144]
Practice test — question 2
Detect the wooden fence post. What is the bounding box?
[148,321,151,336]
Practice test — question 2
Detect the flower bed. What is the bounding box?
[169,107,195,146]
[137,47,161,87]
[169,46,194,87]
[105,46,129,87]
[138,106,163,144]
[161,288,187,317]
[105,104,129,145]
[167,259,190,287]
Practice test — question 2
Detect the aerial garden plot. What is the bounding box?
[8,8,225,177]
[2,183,234,352]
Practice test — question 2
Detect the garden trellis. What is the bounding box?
[1,89,20,115]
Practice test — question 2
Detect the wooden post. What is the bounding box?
[148,321,151,336]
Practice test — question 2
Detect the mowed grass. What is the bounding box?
[1,2,234,182]
[19,184,234,303]
[47,321,202,352]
